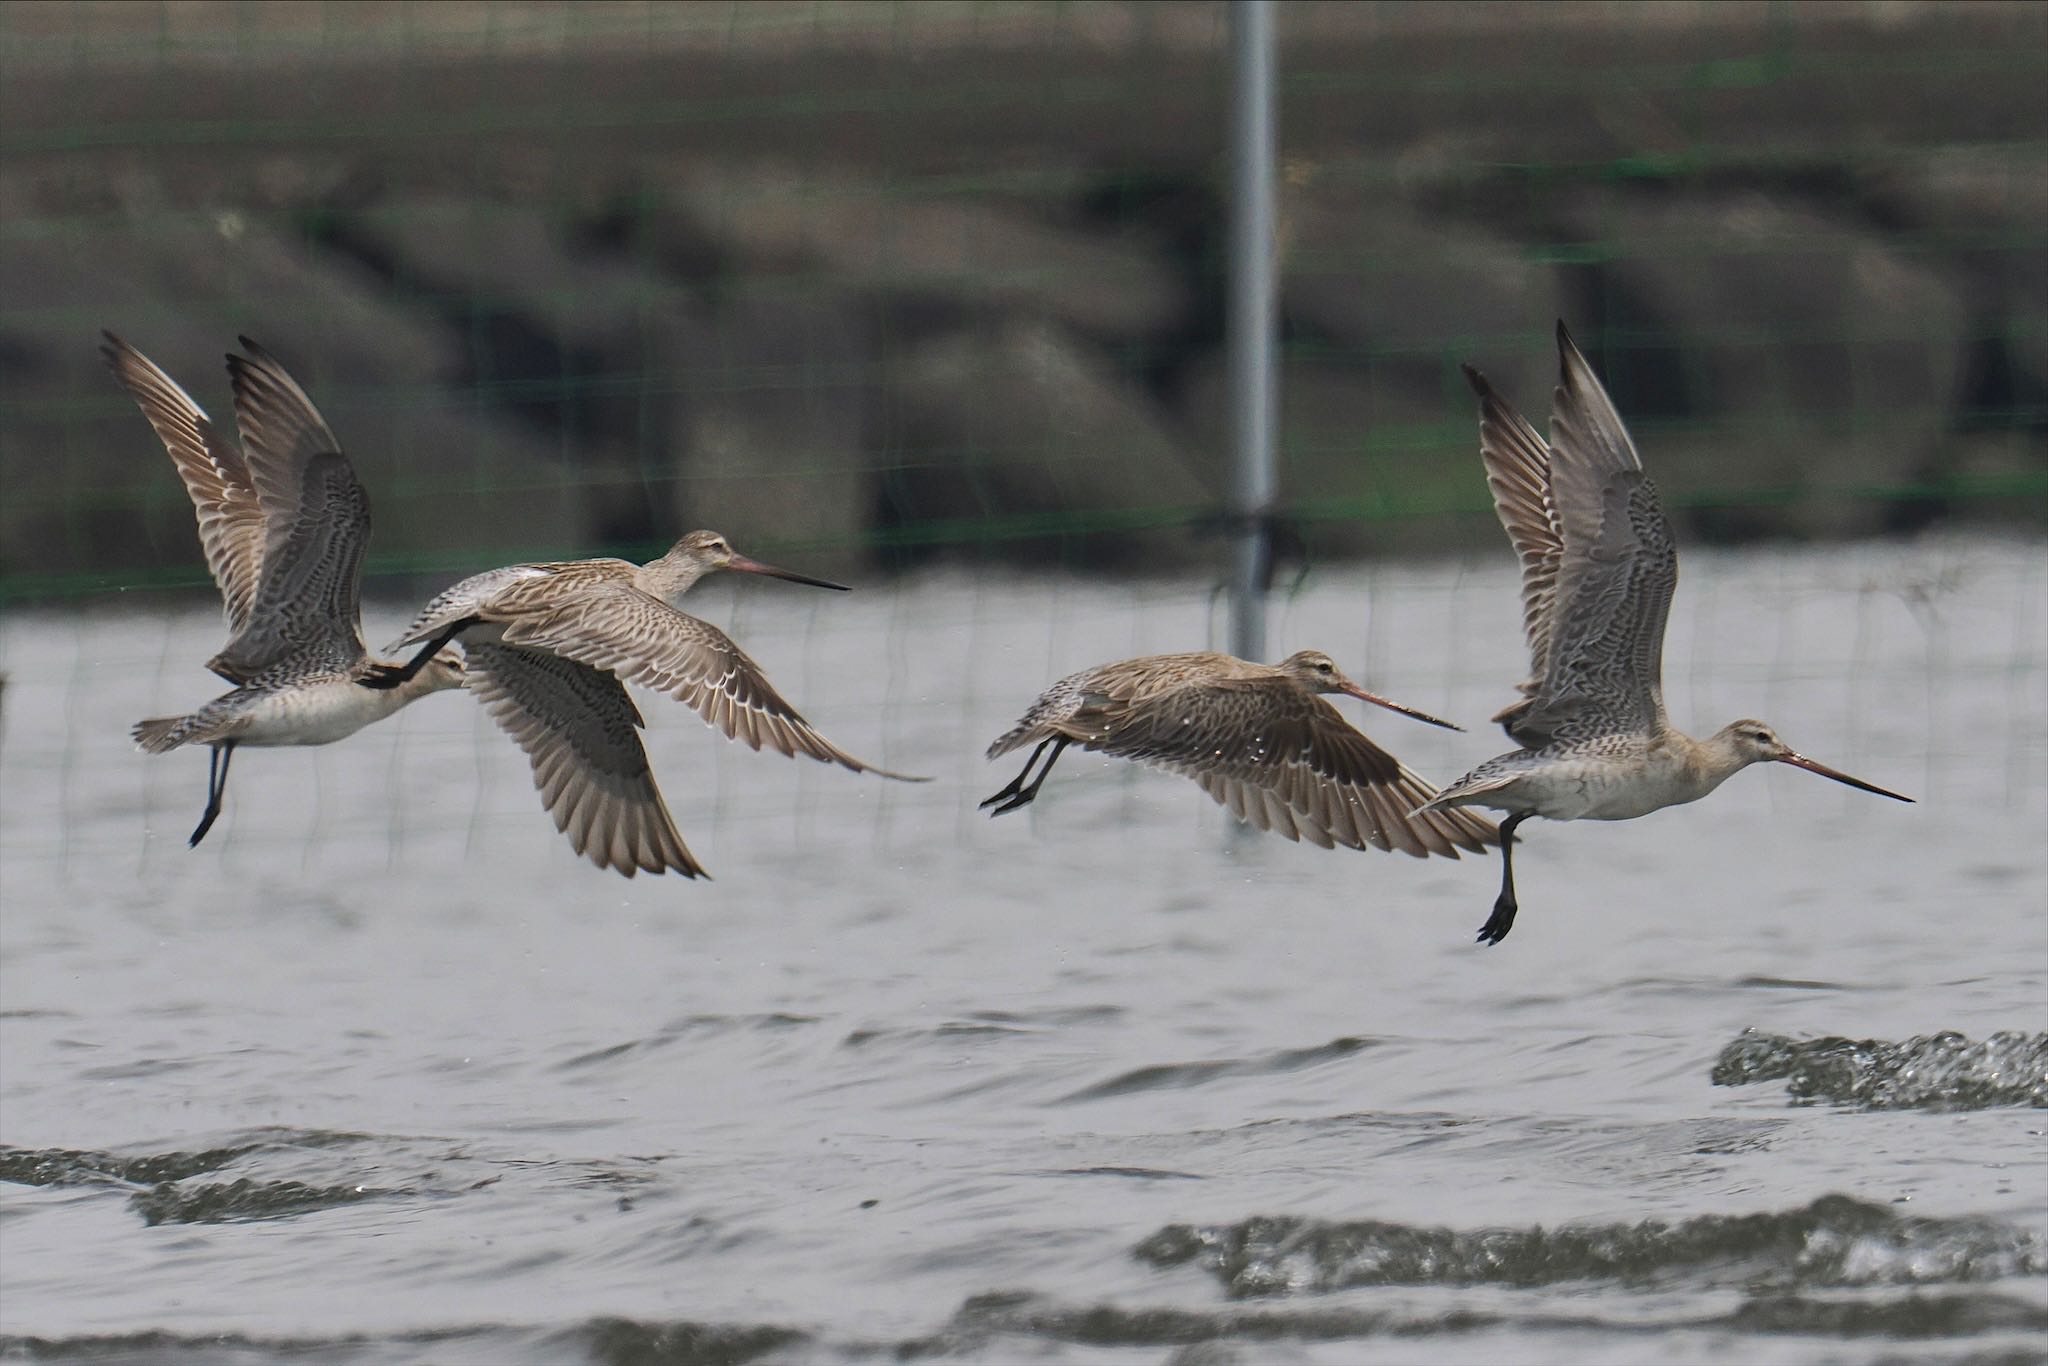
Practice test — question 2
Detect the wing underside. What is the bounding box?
[465,642,704,878]
[100,333,267,662]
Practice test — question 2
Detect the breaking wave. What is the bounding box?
[1711,1030,2048,1110]
[1133,1195,2045,1297]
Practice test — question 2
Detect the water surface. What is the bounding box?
[2,536,2043,1363]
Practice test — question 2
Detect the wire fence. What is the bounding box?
[3,537,2041,883]
[1,0,2042,609]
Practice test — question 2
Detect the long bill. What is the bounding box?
[1778,751,1915,802]
[1337,681,1463,732]
[726,552,849,592]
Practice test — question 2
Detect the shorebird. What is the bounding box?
[1417,323,1913,944]
[983,649,1498,857]
[367,531,925,877]
[104,334,464,847]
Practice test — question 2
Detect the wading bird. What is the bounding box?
[369,531,925,877]
[105,334,464,847]
[1416,323,1913,944]
[984,649,1497,857]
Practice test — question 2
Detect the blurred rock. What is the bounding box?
[655,166,1190,343]
[0,211,575,593]
[1177,352,1489,563]
[1564,190,1971,539]
[312,193,715,549]
[330,195,702,349]
[666,291,876,579]
[322,192,896,572]
[879,320,1212,568]
[1867,145,2048,457]
[1198,188,1574,559]
[1280,184,1566,370]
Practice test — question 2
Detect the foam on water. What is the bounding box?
[1134,1195,2046,1296]
[1711,1030,2048,1110]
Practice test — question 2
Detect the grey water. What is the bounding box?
[1,536,2044,1365]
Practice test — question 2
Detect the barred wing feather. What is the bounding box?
[465,643,704,878]
[1061,678,1496,857]
[496,583,923,781]
[1462,360,1562,736]
[212,339,371,676]
[100,333,266,660]
[1512,325,1677,746]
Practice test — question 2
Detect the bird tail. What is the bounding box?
[133,692,247,754]
[1409,772,1518,818]
[986,678,1096,760]
[984,720,1043,761]
[132,714,196,753]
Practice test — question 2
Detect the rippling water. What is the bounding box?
[2,536,2044,1364]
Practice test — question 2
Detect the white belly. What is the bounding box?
[1576,781,1710,822]
[1531,757,1720,823]
[1505,752,1721,822]
[233,680,408,747]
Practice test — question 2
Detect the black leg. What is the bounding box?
[1009,737,1070,811]
[979,738,1050,814]
[361,623,466,690]
[189,741,236,847]
[980,737,1068,816]
[1475,811,1529,946]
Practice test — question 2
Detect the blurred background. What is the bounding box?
[4,9,2047,1364]
[1,0,2042,602]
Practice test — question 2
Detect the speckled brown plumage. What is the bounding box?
[380,531,923,877]
[986,650,1496,858]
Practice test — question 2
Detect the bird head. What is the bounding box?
[650,530,849,599]
[427,647,466,690]
[1278,650,1462,731]
[1710,719,1913,801]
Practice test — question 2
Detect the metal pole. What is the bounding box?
[1225,0,1277,666]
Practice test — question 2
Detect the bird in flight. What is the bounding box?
[105,333,463,847]
[1417,323,1913,944]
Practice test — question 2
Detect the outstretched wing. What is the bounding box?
[491,580,925,781]
[1512,323,1676,746]
[100,333,266,656]
[209,338,372,678]
[465,642,705,878]
[1063,677,1496,858]
[1462,359,1562,736]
